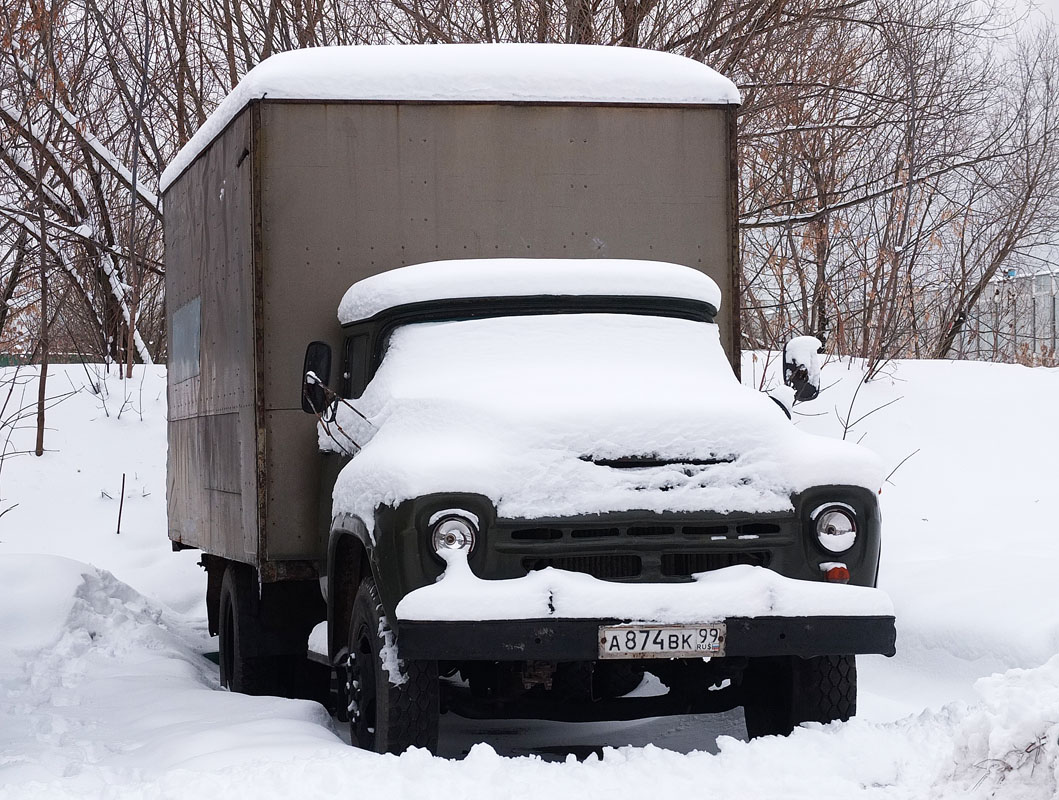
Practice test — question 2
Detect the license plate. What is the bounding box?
[598,623,727,659]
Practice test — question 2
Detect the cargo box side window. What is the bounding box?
[171,297,201,383]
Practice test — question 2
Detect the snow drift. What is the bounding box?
[2,354,1059,798]
[0,552,1055,798]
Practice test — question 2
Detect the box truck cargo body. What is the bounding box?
[163,48,742,577]
[163,45,894,754]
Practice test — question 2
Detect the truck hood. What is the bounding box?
[324,315,884,529]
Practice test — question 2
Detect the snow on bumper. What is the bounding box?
[394,557,896,661]
[395,556,894,623]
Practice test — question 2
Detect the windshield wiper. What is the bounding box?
[581,455,735,469]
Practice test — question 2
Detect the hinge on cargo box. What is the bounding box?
[236,148,249,168]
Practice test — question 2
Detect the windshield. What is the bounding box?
[369,313,736,412]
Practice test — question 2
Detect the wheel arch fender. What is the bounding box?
[327,514,376,663]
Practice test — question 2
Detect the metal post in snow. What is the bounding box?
[117,473,126,535]
[993,290,1000,361]
[1010,286,1017,360]
[1046,283,1054,356]
[1032,293,1037,358]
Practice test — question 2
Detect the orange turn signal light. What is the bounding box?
[825,566,851,584]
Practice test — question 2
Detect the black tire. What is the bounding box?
[343,576,439,754]
[217,565,296,696]
[742,655,857,738]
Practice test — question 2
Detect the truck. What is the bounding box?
[161,43,896,754]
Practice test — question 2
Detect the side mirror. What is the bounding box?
[783,336,822,402]
[302,341,332,414]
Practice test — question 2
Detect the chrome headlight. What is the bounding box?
[430,513,477,554]
[812,504,857,553]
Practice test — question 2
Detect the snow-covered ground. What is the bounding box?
[1,357,1058,798]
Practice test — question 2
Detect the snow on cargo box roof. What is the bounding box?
[158,44,741,192]
[338,259,723,324]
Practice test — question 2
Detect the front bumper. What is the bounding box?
[398,614,897,661]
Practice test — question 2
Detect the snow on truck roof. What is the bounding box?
[159,44,740,191]
[337,259,723,324]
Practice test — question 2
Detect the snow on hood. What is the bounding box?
[160,44,740,192]
[338,259,722,324]
[326,314,883,529]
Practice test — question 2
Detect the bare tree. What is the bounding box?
[932,25,1059,359]
[1,0,1055,375]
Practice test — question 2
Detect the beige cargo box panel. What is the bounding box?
[165,99,738,575]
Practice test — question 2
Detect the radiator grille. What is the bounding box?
[509,520,789,541]
[522,555,642,579]
[503,516,790,582]
[661,551,770,577]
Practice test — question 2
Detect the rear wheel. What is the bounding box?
[344,576,439,753]
[742,655,857,738]
[217,565,297,696]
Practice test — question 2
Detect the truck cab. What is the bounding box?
[302,258,894,752]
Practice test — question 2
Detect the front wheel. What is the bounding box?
[742,655,857,738]
[344,576,439,753]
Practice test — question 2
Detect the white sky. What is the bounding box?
[1031,0,1059,24]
